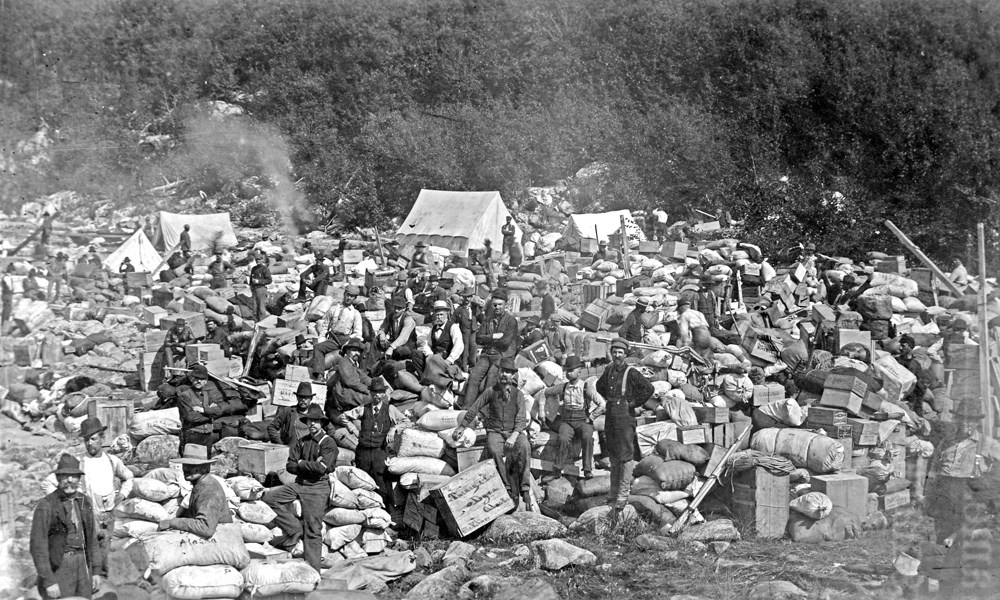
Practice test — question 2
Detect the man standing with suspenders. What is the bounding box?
[595,338,653,511]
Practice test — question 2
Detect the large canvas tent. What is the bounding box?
[103,229,162,273]
[561,210,646,247]
[154,211,238,252]
[396,190,522,256]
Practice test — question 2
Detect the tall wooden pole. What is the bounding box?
[884,220,962,296]
[977,223,993,438]
[620,215,630,268]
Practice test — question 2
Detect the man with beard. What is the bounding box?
[462,290,518,408]
[356,379,403,508]
[454,357,531,506]
[41,418,133,579]
[31,455,103,599]
[424,300,464,365]
[262,406,337,573]
[267,381,316,446]
[596,338,654,510]
[157,457,232,538]
[311,285,363,379]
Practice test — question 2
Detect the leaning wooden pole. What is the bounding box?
[884,220,962,297]
[977,223,993,438]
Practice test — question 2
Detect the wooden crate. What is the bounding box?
[819,388,863,416]
[879,488,911,512]
[431,460,515,537]
[237,442,290,475]
[811,304,836,324]
[144,330,169,354]
[13,340,38,367]
[910,268,933,292]
[660,241,688,261]
[835,329,873,356]
[126,271,154,289]
[87,397,134,446]
[580,299,613,332]
[140,305,168,327]
[811,473,868,519]
[805,406,847,427]
[185,343,224,364]
[456,447,487,472]
[752,383,784,407]
[272,378,327,407]
[517,340,553,367]
[182,295,206,313]
[728,467,789,539]
[712,420,751,449]
[678,424,708,445]
[875,256,906,274]
[403,493,424,532]
[817,424,853,439]
[581,282,611,306]
[615,277,636,297]
[847,417,880,446]
[692,406,729,424]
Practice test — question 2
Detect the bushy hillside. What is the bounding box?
[2,0,998,262]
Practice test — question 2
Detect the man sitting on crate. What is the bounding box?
[157,457,232,538]
[176,364,250,457]
[454,357,532,507]
[310,285,363,379]
[263,405,337,574]
[163,317,196,369]
[596,338,654,511]
[41,418,133,578]
[539,355,604,483]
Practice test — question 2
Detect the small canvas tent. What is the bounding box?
[103,229,162,273]
[154,211,238,252]
[396,190,522,256]
[561,210,646,247]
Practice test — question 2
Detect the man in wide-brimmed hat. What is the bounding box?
[621,297,652,344]
[327,337,372,429]
[357,379,402,507]
[389,270,414,315]
[455,357,532,506]
[267,381,317,446]
[596,338,654,511]
[539,355,603,482]
[462,289,519,409]
[158,456,232,538]
[41,418,133,575]
[31,454,103,599]
[263,405,337,573]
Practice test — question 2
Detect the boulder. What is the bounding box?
[493,577,562,600]
[634,534,676,553]
[544,478,574,506]
[570,505,639,535]
[747,581,807,600]
[530,539,597,571]
[403,564,468,600]
[414,546,434,570]
[442,541,476,567]
[457,574,523,600]
[674,519,741,543]
[483,512,568,542]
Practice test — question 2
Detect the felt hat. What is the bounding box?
[392,295,408,309]
[610,338,629,352]
[954,401,986,421]
[172,457,217,467]
[499,357,518,372]
[299,405,330,425]
[175,317,187,325]
[563,355,583,372]
[189,364,209,380]
[79,417,107,440]
[344,285,361,297]
[295,381,315,397]
[490,289,509,302]
[370,379,387,393]
[341,337,365,354]
[295,334,308,346]
[460,288,475,298]
[122,257,131,262]
[484,238,492,246]
[432,300,450,312]
[416,241,427,249]
[53,454,84,476]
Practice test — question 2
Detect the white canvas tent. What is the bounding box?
[561,210,646,246]
[103,229,162,273]
[396,189,522,256]
[154,211,238,252]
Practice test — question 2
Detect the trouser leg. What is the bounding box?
[510,433,531,497]
[555,421,575,472]
[462,354,496,408]
[608,458,621,506]
[616,459,635,508]
[262,483,304,549]
[311,340,340,378]
[95,511,114,575]
[485,432,514,498]
[299,480,330,574]
[40,551,92,599]
[579,422,595,474]
[357,446,393,509]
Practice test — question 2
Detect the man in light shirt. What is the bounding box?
[350,250,379,277]
[423,300,464,365]
[539,355,603,481]
[310,285,363,379]
[42,417,133,577]
[675,299,709,348]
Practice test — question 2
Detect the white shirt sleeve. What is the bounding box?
[446,323,464,364]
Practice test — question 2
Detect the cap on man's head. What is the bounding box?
[344,285,361,297]
[189,364,209,380]
[175,317,186,325]
[490,289,509,302]
[610,338,629,352]
[429,274,439,282]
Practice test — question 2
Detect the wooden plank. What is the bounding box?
[430,460,515,537]
[883,220,961,296]
[977,223,993,440]
[87,398,134,447]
